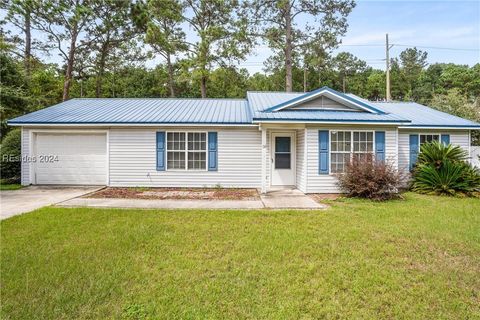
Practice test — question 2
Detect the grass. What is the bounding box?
[0,180,22,190]
[1,193,479,319]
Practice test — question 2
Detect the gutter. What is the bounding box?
[253,119,411,126]
[398,125,480,130]
[7,122,258,127]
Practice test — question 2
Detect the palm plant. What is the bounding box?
[412,161,476,195]
[416,141,467,169]
[412,141,480,196]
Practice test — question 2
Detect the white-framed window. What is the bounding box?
[352,131,374,162]
[166,131,207,170]
[419,134,440,147]
[330,130,374,173]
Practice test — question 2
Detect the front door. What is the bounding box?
[271,132,295,186]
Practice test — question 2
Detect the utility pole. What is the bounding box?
[385,33,393,101]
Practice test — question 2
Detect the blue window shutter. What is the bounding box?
[156,132,165,171]
[208,132,218,171]
[375,131,385,162]
[409,134,419,171]
[318,130,329,174]
[441,134,450,145]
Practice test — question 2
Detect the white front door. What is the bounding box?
[271,132,295,186]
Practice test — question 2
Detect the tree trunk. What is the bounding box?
[342,75,346,92]
[198,44,208,98]
[318,66,322,86]
[96,43,108,98]
[284,2,293,92]
[63,24,78,101]
[303,66,307,92]
[200,75,207,98]
[24,9,31,79]
[166,53,175,97]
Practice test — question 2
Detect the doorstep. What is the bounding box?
[261,188,326,209]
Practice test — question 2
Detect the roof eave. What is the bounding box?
[398,124,480,130]
[7,121,257,127]
[253,119,410,125]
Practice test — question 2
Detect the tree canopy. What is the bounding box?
[0,0,479,143]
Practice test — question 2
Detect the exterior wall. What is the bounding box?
[471,146,480,168]
[19,125,471,191]
[21,127,30,185]
[109,127,262,188]
[296,129,306,192]
[264,130,271,189]
[305,125,398,193]
[291,96,358,111]
[398,129,470,173]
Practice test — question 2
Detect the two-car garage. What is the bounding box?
[32,133,107,185]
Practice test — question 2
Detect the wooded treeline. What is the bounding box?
[1,0,479,140]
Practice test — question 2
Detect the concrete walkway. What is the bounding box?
[260,188,325,209]
[58,198,264,209]
[0,186,103,219]
[58,188,326,210]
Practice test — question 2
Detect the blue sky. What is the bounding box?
[243,0,480,73]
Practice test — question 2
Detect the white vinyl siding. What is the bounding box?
[296,129,306,193]
[306,126,398,193]
[264,130,271,188]
[109,127,261,188]
[21,127,30,186]
[398,129,470,174]
[291,96,362,111]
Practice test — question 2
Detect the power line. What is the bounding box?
[339,43,479,52]
[338,44,384,47]
[257,43,479,52]
[392,44,479,52]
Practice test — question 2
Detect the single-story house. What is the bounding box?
[8,86,480,193]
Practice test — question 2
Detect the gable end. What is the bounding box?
[265,87,385,114]
[290,96,363,112]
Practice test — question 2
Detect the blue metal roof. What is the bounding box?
[263,86,386,114]
[247,92,410,123]
[253,110,409,123]
[8,98,252,124]
[7,88,480,128]
[370,101,480,128]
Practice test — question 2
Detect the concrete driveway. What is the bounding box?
[0,186,103,220]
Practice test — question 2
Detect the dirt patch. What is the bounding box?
[86,187,260,200]
[309,193,344,203]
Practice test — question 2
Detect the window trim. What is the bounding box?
[418,133,440,150]
[165,130,208,171]
[329,129,375,175]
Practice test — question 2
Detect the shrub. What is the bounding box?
[0,129,21,183]
[336,154,404,201]
[412,141,480,196]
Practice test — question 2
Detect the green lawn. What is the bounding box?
[1,193,479,319]
[0,181,22,190]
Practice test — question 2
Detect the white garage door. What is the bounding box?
[34,133,107,185]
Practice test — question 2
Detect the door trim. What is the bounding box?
[270,131,296,187]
